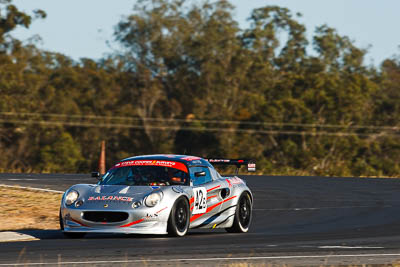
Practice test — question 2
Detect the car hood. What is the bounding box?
[70,184,160,200]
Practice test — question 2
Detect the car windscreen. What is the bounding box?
[99,165,189,186]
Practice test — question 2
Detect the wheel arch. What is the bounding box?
[165,192,191,221]
[242,190,253,205]
[167,193,191,237]
[173,194,191,217]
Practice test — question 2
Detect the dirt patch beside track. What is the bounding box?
[0,187,62,230]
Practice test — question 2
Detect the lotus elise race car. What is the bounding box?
[60,155,255,237]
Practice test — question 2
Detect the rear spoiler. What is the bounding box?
[206,159,256,174]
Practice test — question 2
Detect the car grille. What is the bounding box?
[83,212,129,223]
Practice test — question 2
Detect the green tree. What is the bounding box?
[40,132,83,172]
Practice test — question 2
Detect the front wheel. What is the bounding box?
[59,210,64,231]
[167,197,190,237]
[226,192,252,233]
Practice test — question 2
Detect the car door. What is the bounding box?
[188,166,222,227]
[212,168,238,221]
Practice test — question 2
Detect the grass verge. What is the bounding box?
[0,186,62,230]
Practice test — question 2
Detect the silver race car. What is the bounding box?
[60,155,255,237]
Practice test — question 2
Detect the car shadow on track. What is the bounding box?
[12,229,229,240]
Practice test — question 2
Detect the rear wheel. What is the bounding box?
[226,192,252,233]
[59,210,86,238]
[167,197,190,237]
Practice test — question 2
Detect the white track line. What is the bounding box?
[318,246,384,249]
[0,184,64,194]
[254,205,393,211]
[2,253,400,266]
[6,179,38,181]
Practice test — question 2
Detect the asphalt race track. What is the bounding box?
[2,173,400,266]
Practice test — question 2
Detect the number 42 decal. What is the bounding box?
[192,187,207,214]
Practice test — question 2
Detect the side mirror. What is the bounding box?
[194,171,206,177]
[91,172,101,180]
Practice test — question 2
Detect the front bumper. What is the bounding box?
[61,205,170,235]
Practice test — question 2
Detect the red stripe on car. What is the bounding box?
[71,218,89,227]
[156,207,168,214]
[190,195,237,222]
[119,207,168,228]
[190,197,195,211]
[207,185,221,192]
[119,218,145,228]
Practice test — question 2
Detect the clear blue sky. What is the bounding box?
[12,0,400,66]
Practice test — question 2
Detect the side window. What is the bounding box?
[209,167,221,180]
[190,167,212,186]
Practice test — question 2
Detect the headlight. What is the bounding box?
[65,190,79,205]
[144,192,162,207]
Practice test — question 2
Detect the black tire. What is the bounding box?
[59,210,86,238]
[59,210,64,231]
[226,192,252,233]
[167,197,190,237]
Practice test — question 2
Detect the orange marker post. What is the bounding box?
[98,140,106,174]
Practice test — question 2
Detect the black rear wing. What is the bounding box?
[206,159,256,174]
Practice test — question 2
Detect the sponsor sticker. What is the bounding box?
[181,156,201,161]
[172,186,184,193]
[145,213,159,219]
[247,163,256,172]
[207,159,230,163]
[226,177,243,186]
[144,207,168,221]
[113,160,188,172]
[192,187,207,214]
[88,196,133,202]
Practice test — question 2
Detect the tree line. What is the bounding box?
[1,0,400,176]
